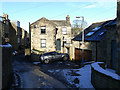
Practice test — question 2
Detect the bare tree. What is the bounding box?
[72,19,88,37]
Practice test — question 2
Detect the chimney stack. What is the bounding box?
[3,13,9,23]
[66,15,70,23]
[3,13,8,20]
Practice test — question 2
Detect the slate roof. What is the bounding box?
[73,18,116,42]
[51,20,71,27]
[31,17,71,27]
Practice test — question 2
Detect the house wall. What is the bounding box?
[72,24,116,64]
[104,26,116,68]
[0,21,2,90]
[21,29,25,45]
[116,1,120,75]
[0,21,2,44]
[10,22,27,50]
[9,22,18,50]
[71,41,92,60]
[56,26,72,53]
[31,18,56,52]
[9,22,20,50]
[0,20,9,44]
[31,18,72,54]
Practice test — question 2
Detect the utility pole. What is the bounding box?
[76,16,84,66]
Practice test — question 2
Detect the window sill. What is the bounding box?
[41,47,46,48]
[40,34,47,35]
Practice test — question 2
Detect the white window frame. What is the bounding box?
[41,26,46,34]
[41,39,46,48]
[62,28,67,35]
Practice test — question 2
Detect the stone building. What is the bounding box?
[30,15,72,54]
[0,13,28,50]
[0,14,10,44]
[116,0,120,75]
[72,18,117,70]
[72,21,105,61]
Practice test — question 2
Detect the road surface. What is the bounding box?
[12,54,67,88]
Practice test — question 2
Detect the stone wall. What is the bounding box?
[91,62,120,88]
[31,17,72,53]
[2,47,13,89]
[71,41,92,60]
[116,1,120,75]
[31,18,56,52]
[72,24,116,66]
[56,26,72,53]
[0,21,2,90]
[9,22,18,50]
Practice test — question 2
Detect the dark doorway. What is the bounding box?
[111,40,116,69]
[67,47,70,55]
[56,39,61,51]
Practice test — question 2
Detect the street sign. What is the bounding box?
[81,43,85,48]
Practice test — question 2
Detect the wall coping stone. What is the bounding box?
[91,62,120,80]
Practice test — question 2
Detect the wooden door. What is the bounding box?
[75,48,92,61]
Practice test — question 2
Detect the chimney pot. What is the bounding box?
[66,15,70,23]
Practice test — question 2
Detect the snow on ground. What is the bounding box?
[48,69,60,75]
[106,68,116,73]
[63,65,94,88]
[0,43,12,47]
[91,62,120,80]
[32,62,41,65]
[47,64,94,88]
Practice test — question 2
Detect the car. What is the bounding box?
[39,51,69,64]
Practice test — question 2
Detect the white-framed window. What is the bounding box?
[41,39,46,48]
[62,28,67,35]
[41,26,46,34]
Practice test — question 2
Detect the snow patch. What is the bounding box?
[0,43,12,47]
[106,68,116,73]
[48,70,54,73]
[62,65,94,88]
[66,64,70,66]
[33,62,41,65]
[91,62,120,80]
[48,69,60,73]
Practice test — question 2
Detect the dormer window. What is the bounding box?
[41,26,46,34]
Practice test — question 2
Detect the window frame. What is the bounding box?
[41,26,46,34]
[62,28,67,35]
[41,39,46,48]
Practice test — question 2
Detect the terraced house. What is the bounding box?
[30,15,72,54]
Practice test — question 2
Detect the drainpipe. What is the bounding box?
[96,42,97,62]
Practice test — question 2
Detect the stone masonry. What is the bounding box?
[30,15,72,53]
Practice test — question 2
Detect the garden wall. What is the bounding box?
[2,47,13,89]
[91,62,120,88]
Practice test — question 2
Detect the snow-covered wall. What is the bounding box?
[91,62,120,88]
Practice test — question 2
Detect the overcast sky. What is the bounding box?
[0,0,117,32]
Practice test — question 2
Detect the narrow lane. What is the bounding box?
[12,54,67,88]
